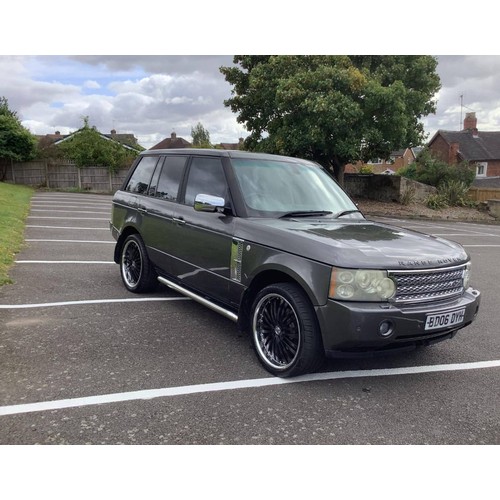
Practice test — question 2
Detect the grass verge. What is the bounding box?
[0,182,34,286]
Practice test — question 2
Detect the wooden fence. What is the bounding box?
[468,187,500,203]
[3,158,500,203]
[0,159,130,193]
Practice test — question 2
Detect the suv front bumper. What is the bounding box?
[316,288,481,357]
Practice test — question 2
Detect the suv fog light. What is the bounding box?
[379,320,394,337]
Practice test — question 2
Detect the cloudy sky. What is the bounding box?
[2,54,500,150]
[2,4,499,150]
[0,55,244,148]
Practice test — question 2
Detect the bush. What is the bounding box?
[399,148,475,189]
[426,193,448,210]
[58,117,139,172]
[439,180,469,206]
[426,180,477,210]
[400,186,416,206]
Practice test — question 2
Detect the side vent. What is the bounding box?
[231,238,244,282]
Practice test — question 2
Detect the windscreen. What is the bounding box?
[231,158,358,217]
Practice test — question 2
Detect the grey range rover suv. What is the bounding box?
[110,149,481,377]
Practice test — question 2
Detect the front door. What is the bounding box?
[168,156,235,306]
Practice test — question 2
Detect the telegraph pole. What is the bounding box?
[460,94,463,130]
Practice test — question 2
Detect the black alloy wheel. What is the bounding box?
[120,234,157,293]
[251,282,324,377]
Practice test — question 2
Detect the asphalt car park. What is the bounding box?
[0,192,499,445]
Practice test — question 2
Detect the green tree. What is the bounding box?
[0,96,37,163]
[58,117,139,172]
[220,56,441,185]
[191,122,212,148]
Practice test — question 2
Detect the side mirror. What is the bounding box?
[194,194,225,213]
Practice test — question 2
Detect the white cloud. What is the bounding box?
[84,80,101,89]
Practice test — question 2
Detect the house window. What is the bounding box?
[476,162,487,177]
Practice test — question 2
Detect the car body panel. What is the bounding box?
[110,149,481,362]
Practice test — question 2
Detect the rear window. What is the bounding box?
[125,156,159,194]
[156,156,187,201]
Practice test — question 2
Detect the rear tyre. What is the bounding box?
[251,282,324,377]
[120,234,157,293]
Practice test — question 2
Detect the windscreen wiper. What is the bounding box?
[279,210,333,219]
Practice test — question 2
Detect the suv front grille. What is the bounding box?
[389,265,466,304]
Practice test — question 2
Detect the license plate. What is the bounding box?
[425,308,465,331]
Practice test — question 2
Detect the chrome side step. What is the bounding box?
[157,276,238,323]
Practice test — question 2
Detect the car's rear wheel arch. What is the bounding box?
[114,226,140,264]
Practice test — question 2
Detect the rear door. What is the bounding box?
[140,155,188,275]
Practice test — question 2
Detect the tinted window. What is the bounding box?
[148,158,163,196]
[125,156,158,194]
[184,157,227,206]
[156,156,187,201]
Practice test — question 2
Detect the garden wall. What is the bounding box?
[344,174,436,203]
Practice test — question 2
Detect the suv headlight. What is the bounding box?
[329,268,396,301]
[463,262,472,289]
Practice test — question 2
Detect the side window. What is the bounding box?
[184,157,228,206]
[148,158,164,196]
[156,156,187,201]
[125,156,158,194]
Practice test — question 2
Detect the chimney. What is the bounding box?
[111,129,116,135]
[171,132,177,140]
[463,112,479,136]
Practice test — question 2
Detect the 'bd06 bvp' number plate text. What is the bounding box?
[425,308,465,331]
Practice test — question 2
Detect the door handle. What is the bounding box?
[137,207,147,214]
[173,217,186,225]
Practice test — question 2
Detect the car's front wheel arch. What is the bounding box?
[248,280,325,377]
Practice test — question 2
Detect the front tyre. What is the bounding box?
[251,283,324,377]
[120,234,157,293]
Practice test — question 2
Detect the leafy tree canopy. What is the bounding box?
[0,96,37,162]
[220,56,441,184]
[191,122,212,148]
[58,117,139,171]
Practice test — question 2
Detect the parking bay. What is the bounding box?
[0,192,499,445]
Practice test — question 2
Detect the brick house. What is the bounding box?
[427,112,500,178]
[218,138,245,150]
[345,147,418,174]
[150,132,192,149]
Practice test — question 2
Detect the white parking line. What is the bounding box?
[432,233,500,237]
[16,260,114,264]
[26,225,109,230]
[32,202,111,206]
[432,233,500,238]
[1,360,499,416]
[0,297,190,309]
[30,209,110,215]
[27,216,109,220]
[26,239,114,244]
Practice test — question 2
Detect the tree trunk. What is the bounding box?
[331,157,346,187]
[316,156,346,187]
